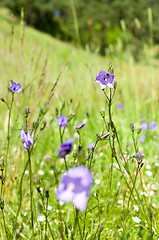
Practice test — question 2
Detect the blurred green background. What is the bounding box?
[0,0,159,59]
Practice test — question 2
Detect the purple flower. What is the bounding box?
[76,123,85,129]
[88,143,95,150]
[20,128,33,151]
[117,103,124,110]
[57,115,68,128]
[149,121,157,131]
[58,139,73,158]
[10,81,22,93]
[139,135,145,143]
[95,71,114,89]
[56,165,93,211]
[140,122,148,131]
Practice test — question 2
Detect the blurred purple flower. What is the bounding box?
[140,122,148,131]
[57,115,68,128]
[76,123,85,129]
[20,128,33,151]
[117,103,124,110]
[58,139,73,158]
[149,121,157,131]
[56,165,93,211]
[139,135,145,143]
[10,81,22,93]
[95,71,114,89]
[88,143,95,150]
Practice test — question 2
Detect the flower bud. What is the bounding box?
[130,122,135,131]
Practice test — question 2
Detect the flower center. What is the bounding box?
[68,182,75,191]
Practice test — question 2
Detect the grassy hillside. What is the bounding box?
[0,8,159,239]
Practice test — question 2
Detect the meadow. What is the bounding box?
[0,8,159,240]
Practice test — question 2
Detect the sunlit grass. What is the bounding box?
[0,7,159,239]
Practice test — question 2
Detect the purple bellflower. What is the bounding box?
[149,121,157,131]
[56,165,93,211]
[95,71,114,89]
[20,128,33,151]
[57,115,68,128]
[140,122,148,131]
[76,123,85,129]
[10,81,22,93]
[117,103,124,110]
[139,135,145,143]
[58,139,74,158]
[88,143,95,150]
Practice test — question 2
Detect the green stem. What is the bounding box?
[2,208,9,240]
[14,159,29,228]
[28,150,34,239]
[4,93,14,190]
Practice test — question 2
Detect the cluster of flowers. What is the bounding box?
[9,69,114,212]
[140,121,158,143]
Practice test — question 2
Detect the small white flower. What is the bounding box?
[140,191,148,197]
[149,191,155,196]
[155,162,159,167]
[37,216,45,222]
[146,164,151,169]
[133,205,139,211]
[132,216,141,223]
[117,182,120,187]
[38,170,44,175]
[59,200,64,206]
[152,203,156,208]
[25,170,29,175]
[95,179,101,184]
[99,152,103,157]
[145,171,152,176]
[47,205,52,210]
[49,170,54,174]
[118,200,123,205]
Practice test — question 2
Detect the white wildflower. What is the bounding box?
[145,171,152,176]
[37,216,45,222]
[133,205,139,211]
[132,216,141,223]
[25,170,29,175]
[95,179,101,184]
[117,182,121,187]
[38,170,44,175]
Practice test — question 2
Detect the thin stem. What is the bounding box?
[2,208,9,240]
[28,150,34,239]
[14,159,29,228]
[4,93,14,189]
[88,139,99,170]
[64,157,68,171]
[45,195,49,240]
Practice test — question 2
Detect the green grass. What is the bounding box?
[0,7,159,239]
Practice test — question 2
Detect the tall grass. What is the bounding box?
[0,7,159,239]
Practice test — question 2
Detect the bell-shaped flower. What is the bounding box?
[56,165,93,211]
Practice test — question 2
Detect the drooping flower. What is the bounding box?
[95,71,114,89]
[58,139,73,158]
[140,122,148,131]
[149,121,157,131]
[117,103,124,110]
[56,165,93,211]
[76,123,85,129]
[10,81,22,93]
[20,128,33,151]
[88,143,95,150]
[57,115,68,128]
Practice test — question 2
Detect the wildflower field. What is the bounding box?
[0,8,159,240]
